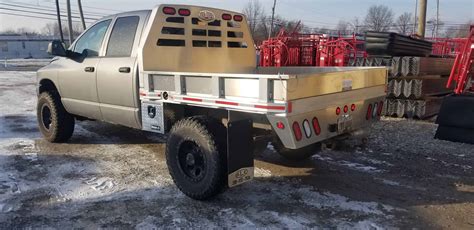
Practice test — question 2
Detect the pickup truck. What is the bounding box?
[37,4,387,200]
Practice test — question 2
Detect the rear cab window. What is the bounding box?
[106,16,140,57]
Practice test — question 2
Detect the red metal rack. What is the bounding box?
[446,25,474,94]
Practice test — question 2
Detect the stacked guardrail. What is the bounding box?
[351,56,454,119]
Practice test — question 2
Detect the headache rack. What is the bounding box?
[139,71,293,114]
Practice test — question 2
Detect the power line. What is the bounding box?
[0,11,87,23]
[0,6,99,21]
[34,0,122,13]
[0,2,105,17]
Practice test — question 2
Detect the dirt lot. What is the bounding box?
[0,71,473,229]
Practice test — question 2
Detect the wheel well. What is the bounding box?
[39,79,58,94]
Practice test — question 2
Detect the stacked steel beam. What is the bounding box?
[365,31,433,56]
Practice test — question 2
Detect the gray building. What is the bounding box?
[0,34,56,59]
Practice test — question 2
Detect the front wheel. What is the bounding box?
[37,91,75,143]
[165,116,227,200]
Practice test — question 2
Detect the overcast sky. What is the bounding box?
[0,0,472,32]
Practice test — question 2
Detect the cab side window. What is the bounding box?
[73,20,111,57]
[106,16,140,57]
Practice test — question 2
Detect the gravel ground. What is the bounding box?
[0,71,473,229]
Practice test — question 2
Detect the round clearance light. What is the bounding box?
[344,105,349,113]
[276,121,285,129]
[336,107,341,115]
[302,119,312,138]
[351,104,356,111]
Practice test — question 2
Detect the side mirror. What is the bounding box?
[47,40,67,57]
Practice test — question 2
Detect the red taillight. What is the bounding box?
[233,15,243,22]
[276,121,285,129]
[292,121,303,141]
[366,104,373,120]
[351,104,356,111]
[344,105,349,113]
[312,117,321,135]
[336,107,341,115]
[377,101,384,116]
[222,13,232,20]
[163,7,176,15]
[178,9,190,16]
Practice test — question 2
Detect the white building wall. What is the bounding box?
[0,37,53,59]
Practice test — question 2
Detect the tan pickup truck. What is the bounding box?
[37,4,387,200]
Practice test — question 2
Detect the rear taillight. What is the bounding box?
[163,7,176,15]
[178,9,190,16]
[292,121,302,141]
[366,104,373,120]
[377,101,384,116]
[344,105,349,113]
[351,104,356,111]
[336,107,341,115]
[222,13,232,20]
[312,117,321,135]
[302,119,312,138]
[233,15,243,21]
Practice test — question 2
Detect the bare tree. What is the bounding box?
[364,5,394,32]
[442,21,473,38]
[336,20,350,34]
[242,0,265,40]
[395,12,412,35]
[349,17,364,34]
[42,22,83,38]
[427,18,445,38]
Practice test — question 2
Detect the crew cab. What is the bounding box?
[37,5,387,200]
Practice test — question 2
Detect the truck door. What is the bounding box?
[58,19,112,120]
[97,14,146,129]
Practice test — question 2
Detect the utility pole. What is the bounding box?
[435,0,440,38]
[413,0,418,35]
[66,0,74,45]
[55,0,64,42]
[417,0,427,38]
[268,0,277,39]
[77,0,86,30]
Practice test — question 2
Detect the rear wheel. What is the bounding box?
[37,91,75,143]
[272,137,321,161]
[166,116,227,200]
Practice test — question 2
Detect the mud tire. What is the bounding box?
[166,116,227,200]
[37,91,75,143]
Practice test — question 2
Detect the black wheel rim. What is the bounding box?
[177,141,206,181]
[41,104,52,130]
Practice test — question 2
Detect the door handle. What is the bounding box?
[84,67,95,72]
[119,67,131,73]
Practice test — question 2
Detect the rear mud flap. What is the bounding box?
[435,95,474,144]
[227,119,254,187]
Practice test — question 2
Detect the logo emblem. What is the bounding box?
[198,10,215,22]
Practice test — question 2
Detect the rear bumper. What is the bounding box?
[267,86,386,149]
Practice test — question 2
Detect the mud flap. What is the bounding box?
[435,94,474,144]
[227,118,254,188]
